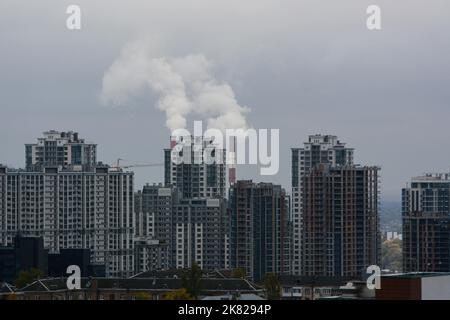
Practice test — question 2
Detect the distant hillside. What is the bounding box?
[379,201,402,232]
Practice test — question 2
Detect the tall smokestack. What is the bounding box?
[170,136,177,149]
[228,136,237,185]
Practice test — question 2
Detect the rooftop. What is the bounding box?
[278,275,355,287]
[411,173,450,182]
[382,272,450,279]
[16,276,260,293]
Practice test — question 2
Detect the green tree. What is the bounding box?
[232,268,246,279]
[5,293,17,300]
[181,262,203,299]
[264,273,281,300]
[381,238,402,272]
[15,268,43,288]
[134,292,151,300]
[162,288,193,300]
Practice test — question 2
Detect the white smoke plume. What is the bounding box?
[100,41,249,132]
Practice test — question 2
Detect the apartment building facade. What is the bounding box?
[291,135,354,275]
[25,131,96,171]
[134,184,229,272]
[164,136,227,199]
[0,165,134,277]
[172,197,229,271]
[134,184,176,273]
[402,174,450,272]
[301,164,380,277]
[229,180,291,281]
[0,130,134,277]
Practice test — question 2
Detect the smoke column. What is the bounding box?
[100,41,250,132]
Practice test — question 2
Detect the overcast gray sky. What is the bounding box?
[1,0,449,201]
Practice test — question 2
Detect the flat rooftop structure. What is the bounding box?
[377,272,450,300]
[411,173,450,181]
[382,272,450,279]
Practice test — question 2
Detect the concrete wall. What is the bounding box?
[421,275,450,300]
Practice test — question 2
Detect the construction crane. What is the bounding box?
[112,158,164,170]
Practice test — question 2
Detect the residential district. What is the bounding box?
[0,131,449,300]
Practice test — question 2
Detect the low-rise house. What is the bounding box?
[0,282,16,299]
[7,276,261,300]
[279,276,354,300]
[202,293,265,300]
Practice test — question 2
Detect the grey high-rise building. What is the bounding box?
[229,180,291,281]
[134,184,229,272]
[134,184,176,273]
[0,165,134,277]
[135,184,176,245]
[291,135,354,275]
[25,130,96,171]
[403,174,450,272]
[302,164,379,277]
[1,131,134,277]
[164,136,227,199]
[172,197,229,271]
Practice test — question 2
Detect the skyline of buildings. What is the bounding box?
[1,129,449,284]
[0,0,446,303]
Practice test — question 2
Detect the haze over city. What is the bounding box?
[1,0,450,201]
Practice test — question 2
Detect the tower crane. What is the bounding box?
[112,158,164,169]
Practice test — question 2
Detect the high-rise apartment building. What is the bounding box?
[134,184,229,272]
[164,136,227,199]
[0,165,134,277]
[135,184,176,246]
[291,135,354,274]
[402,174,450,272]
[0,131,134,277]
[229,180,291,281]
[134,184,176,273]
[25,130,96,171]
[302,164,379,277]
[172,198,229,271]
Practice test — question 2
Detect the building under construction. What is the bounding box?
[301,164,380,278]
